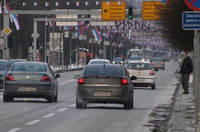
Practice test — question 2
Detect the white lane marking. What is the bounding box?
[25,120,41,125]
[42,113,55,118]
[7,128,21,132]
[69,104,76,107]
[59,80,76,85]
[57,108,68,112]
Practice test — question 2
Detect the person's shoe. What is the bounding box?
[182,92,188,94]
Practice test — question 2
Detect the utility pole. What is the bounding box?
[44,21,47,63]
[3,0,7,59]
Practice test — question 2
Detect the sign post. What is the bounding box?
[184,1,200,129]
[101,1,126,21]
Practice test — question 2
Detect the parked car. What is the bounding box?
[127,61,156,89]
[112,57,124,65]
[88,59,110,65]
[8,59,28,67]
[0,60,9,89]
[3,62,60,103]
[74,64,137,109]
[151,58,165,70]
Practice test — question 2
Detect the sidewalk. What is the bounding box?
[138,75,197,132]
[50,64,84,73]
[168,82,197,132]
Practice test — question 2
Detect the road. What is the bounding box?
[0,61,178,132]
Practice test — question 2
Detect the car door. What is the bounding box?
[48,65,58,94]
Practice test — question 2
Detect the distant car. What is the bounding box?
[3,62,60,103]
[112,57,124,65]
[151,58,165,70]
[163,56,170,62]
[74,64,137,109]
[88,59,110,65]
[129,55,140,62]
[127,61,156,89]
[0,60,9,89]
[9,59,28,66]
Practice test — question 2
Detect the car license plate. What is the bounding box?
[18,87,37,92]
[137,79,144,81]
[94,91,111,97]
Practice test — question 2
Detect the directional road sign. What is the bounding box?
[185,0,200,11]
[101,1,126,21]
[182,12,200,30]
[142,1,162,20]
[3,27,12,36]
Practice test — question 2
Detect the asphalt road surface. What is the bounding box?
[0,61,178,132]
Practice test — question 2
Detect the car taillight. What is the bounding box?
[151,62,153,65]
[42,75,51,82]
[5,74,14,81]
[163,62,165,65]
[149,71,154,75]
[78,78,84,85]
[121,78,128,85]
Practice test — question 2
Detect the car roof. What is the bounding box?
[128,61,150,64]
[13,61,47,65]
[86,64,123,68]
[0,60,8,62]
[130,55,139,57]
[9,59,27,61]
[89,59,109,62]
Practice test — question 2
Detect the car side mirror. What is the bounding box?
[55,74,60,78]
[74,75,81,79]
[130,76,137,80]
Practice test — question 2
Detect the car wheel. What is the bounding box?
[163,68,165,70]
[151,84,156,90]
[76,97,87,109]
[47,95,54,103]
[54,90,58,102]
[3,95,11,102]
[124,98,131,109]
[131,96,134,108]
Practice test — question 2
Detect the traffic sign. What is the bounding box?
[182,12,200,30]
[31,33,40,38]
[101,1,126,21]
[161,0,167,4]
[185,0,200,11]
[142,1,162,20]
[3,27,12,36]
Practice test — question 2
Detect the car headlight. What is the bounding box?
[113,62,115,64]
[121,61,123,63]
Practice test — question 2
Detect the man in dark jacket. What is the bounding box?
[179,52,193,94]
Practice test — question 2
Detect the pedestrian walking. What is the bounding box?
[179,52,193,94]
[86,54,90,64]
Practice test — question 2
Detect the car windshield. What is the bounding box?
[114,58,122,61]
[130,56,140,60]
[11,63,47,72]
[84,66,123,76]
[152,59,163,62]
[90,61,109,64]
[0,62,8,71]
[127,63,152,70]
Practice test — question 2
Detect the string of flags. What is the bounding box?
[16,1,124,7]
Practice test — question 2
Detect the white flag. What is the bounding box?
[0,3,2,14]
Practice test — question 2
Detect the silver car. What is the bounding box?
[3,62,60,103]
[151,58,165,70]
[74,64,137,109]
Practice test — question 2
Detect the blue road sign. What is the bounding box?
[185,0,200,11]
[161,0,167,4]
[182,12,200,30]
